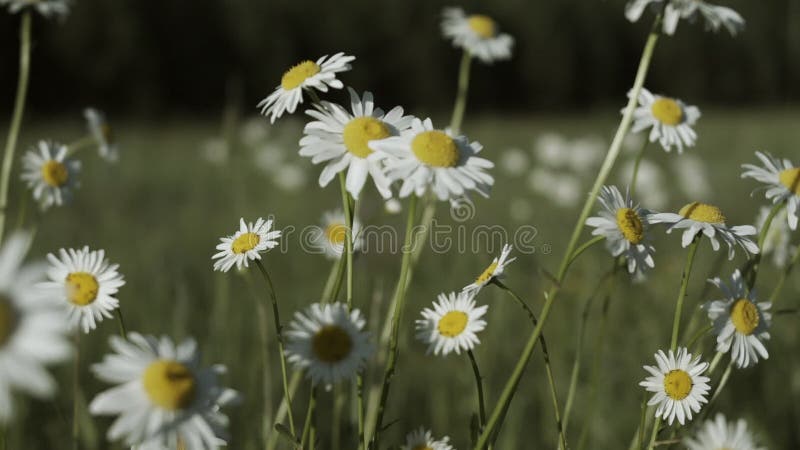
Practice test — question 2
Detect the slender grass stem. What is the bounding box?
[266,372,302,450]
[450,51,472,134]
[332,385,344,450]
[686,324,713,352]
[637,392,648,450]
[322,257,345,303]
[492,280,567,450]
[671,238,700,351]
[72,332,80,450]
[707,350,725,375]
[566,236,605,272]
[254,260,297,437]
[768,245,800,304]
[473,21,661,449]
[745,201,785,289]
[115,308,128,340]
[64,135,96,157]
[300,386,317,449]
[629,139,648,198]
[370,195,418,449]
[0,12,32,242]
[563,264,618,434]
[645,417,661,450]
[467,350,487,449]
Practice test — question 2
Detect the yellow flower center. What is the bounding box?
[280,60,321,90]
[730,298,759,335]
[0,296,17,347]
[325,223,347,246]
[615,208,644,244]
[232,232,260,254]
[411,131,460,168]
[475,262,498,285]
[342,117,391,158]
[467,14,497,39]
[66,272,99,306]
[679,202,726,224]
[41,160,69,187]
[142,360,196,411]
[663,369,693,401]
[650,98,684,126]
[311,325,353,363]
[437,311,469,338]
[779,167,800,196]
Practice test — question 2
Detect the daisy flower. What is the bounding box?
[650,201,759,259]
[212,217,281,272]
[84,107,119,162]
[586,186,656,276]
[299,88,413,199]
[756,206,794,268]
[285,303,373,386]
[684,413,765,450]
[639,347,711,426]
[20,140,80,210]
[625,0,744,36]
[462,244,515,293]
[257,53,355,124]
[440,7,514,64]
[704,270,771,368]
[89,333,238,449]
[0,232,71,423]
[741,151,800,231]
[416,291,488,356]
[310,209,363,260]
[370,118,494,202]
[1,0,70,18]
[628,87,701,153]
[40,246,125,333]
[401,427,454,450]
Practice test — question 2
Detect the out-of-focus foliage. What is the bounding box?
[0,0,798,115]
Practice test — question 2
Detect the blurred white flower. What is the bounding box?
[625,0,744,36]
[440,7,514,64]
[528,167,581,208]
[1,0,69,18]
[21,141,80,210]
[499,147,529,177]
[672,154,712,200]
[384,198,402,215]
[84,108,119,162]
[239,117,270,148]
[619,158,669,210]
[684,414,765,450]
[567,136,605,173]
[253,144,285,174]
[200,138,229,166]
[756,206,794,268]
[533,132,569,168]
[273,164,308,192]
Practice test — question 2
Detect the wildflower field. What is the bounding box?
[1,1,799,450]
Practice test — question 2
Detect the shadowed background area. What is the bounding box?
[0,0,799,116]
[1,0,800,449]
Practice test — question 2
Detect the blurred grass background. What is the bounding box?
[1,0,800,448]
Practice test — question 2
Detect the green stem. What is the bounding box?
[65,135,96,157]
[629,139,648,198]
[563,264,618,434]
[686,324,713,352]
[492,280,567,450]
[0,12,32,243]
[645,418,662,450]
[266,372,303,450]
[450,51,472,134]
[473,22,661,450]
[707,350,725,375]
[72,332,80,450]
[768,244,800,304]
[322,257,345,303]
[566,236,605,272]
[637,392,648,450]
[671,238,700,351]
[369,195,418,449]
[745,201,786,289]
[115,308,128,340]
[332,386,344,450]
[467,350,488,449]
[254,260,297,437]
[300,386,317,449]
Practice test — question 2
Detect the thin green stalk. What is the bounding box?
[671,238,700,351]
[115,309,128,340]
[254,260,297,437]
[322,257,345,303]
[0,424,5,450]
[492,280,567,450]
[637,392,648,450]
[473,21,661,449]
[707,360,733,406]
[629,139,648,198]
[72,332,80,450]
[745,201,785,289]
[450,51,472,134]
[646,417,662,450]
[707,350,725,375]
[266,372,303,450]
[686,324,713,352]
[566,236,605,271]
[563,264,618,434]
[300,386,317,449]
[467,350,488,449]
[576,276,617,450]
[0,12,33,242]
[332,385,344,450]
[369,195,418,449]
[65,135,96,157]
[768,245,800,304]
